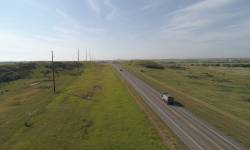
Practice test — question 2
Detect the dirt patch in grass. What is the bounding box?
[81,85,102,100]
[30,82,41,86]
[0,89,9,95]
[80,119,93,139]
[185,72,214,80]
[185,74,203,79]
[60,85,102,100]
[93,85,102,91]
[81,92,94,100]
[9,101,22,106]
[212,78,231,83]
[38,85,51,89]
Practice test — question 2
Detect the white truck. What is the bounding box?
[161,92,174,105]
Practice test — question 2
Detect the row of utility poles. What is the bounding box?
[51,49,95,93]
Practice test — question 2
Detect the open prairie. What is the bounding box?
[0,62,177,150]
[124,60,250,148]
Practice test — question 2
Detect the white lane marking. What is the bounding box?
[145,91,224,150]
[142,75,244,150]
[177,108,243,150]
[119,66,243,150]
[124,73,205,150]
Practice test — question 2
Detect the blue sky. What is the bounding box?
[0,0,250,61]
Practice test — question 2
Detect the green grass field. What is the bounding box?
[124,60,250,148]
[0,63,170,150]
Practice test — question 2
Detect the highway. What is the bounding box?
[113,64,247,150]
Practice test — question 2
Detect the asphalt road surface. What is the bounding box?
[113,64,247,150]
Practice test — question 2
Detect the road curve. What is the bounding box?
[113,64,247,150]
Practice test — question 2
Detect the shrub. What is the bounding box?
[139,61,164,69]
[46,62,83,71]
[0,63,37,83]
[24,121,33,127]
[222,63,250,68]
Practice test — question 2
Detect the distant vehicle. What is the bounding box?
[120,69,123,71]
[161,92,174,105]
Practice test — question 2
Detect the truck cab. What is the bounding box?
[161,92,174,105]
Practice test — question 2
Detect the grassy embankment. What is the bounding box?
[124,60,250,148]
[0,62,171,150]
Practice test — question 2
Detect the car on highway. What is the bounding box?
[161,92,174,105]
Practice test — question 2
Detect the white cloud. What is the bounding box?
[164,0,237,32]
[23,0,50,12]
[141,0,163,11]
[55,8,80,28]
[140,0,250,58]
[87,0,101,17]
[180,0,236,13]
[0,30,53,61]
[0,28,98,61]
[55,8,106,36]
[1,0,249,60]
[0,1,110,60]
[104,0,117,20]
[86,0,117,20]
[160,0,245,45]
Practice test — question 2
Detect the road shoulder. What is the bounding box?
[112,65,187,150]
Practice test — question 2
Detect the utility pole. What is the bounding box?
[82,49,84,62]
[77,48,80,73]
[51,51,56,93]
[92,51,95,62]
[89,50,92,62]
[86,49,88,61]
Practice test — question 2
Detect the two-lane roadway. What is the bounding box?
[113,64,247,150]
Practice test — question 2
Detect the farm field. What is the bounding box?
[0,62,178,150]
[124,60,250,148]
